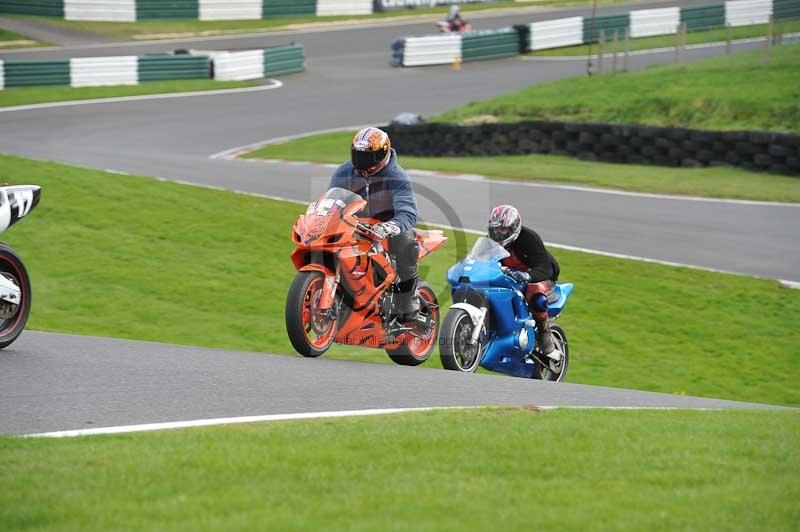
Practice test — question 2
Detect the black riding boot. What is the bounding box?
[535,317,561,361]
[393,276,420,317]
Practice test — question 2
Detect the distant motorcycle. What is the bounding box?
[0,185,41,349]
[439,237,572,381]
[285,187,447,366]
[435,19,472,33]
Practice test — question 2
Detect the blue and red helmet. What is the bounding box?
[488,205,521,247]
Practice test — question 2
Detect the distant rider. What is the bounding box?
[487,205,562,361]
[446,5,467,32]
[329,127,420,317]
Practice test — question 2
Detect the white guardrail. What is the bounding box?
[530,17,583,51]
[200,1,262,21]
[396,0,782,66]
[630,7,681,37]
[316,0,373,16]
[0,60,4,90]
[402,34,462,67]
[726,0,773,25]
[70,56,138,87]
[65,0,136,21]
[208,50,265,81]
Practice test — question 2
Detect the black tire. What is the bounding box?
[439,309,482,372]
[532,324,569,382]
[386,281,439,366]
[285,271,336,358]
[0,244,31,350]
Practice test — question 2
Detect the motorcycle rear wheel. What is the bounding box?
[386,281,439,366]
[0,243,31,350]
[531,325,569,382]
[439,309,482,372]
[285,271,337,358]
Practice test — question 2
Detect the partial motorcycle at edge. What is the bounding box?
[0,185,41,349]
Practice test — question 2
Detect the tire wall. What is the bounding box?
[384,121,800,176]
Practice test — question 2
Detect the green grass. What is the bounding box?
[1,409,798,530]
[0,79,259,108]
[0,27,45,49]
[11,0,632,40]
[531,19,800,56]
[2,154,799,405]
[439,44,800,134]
[245,130,800,202]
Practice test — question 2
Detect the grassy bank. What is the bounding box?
[7,0,631,40]
[2,408,798,530]
[439,44,800,133]
[0,79,260,108]
[531,19,800,56]
[245,130,800,202]
[0,27,45,49]
[2,154,798,405]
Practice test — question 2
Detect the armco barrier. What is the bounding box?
[726,0,773,25]
[630,7,681,38]
[583,13,630,42]
[3,60,70,88]
[137,55,209,82]
[394,0,789,67]
[0,0,390,20]
[65,0,136,21]
[71,56,138,87]
[529,17,583,51]
[263,0,315,17]
[680,4,726,30]
[0,45,303,90]
[384,122,800,176]
[210,50,264,81]
[0,0,64,16]
[402,35,461,67]
[200,0,262,21]
[316,0,372,16]
[774,0,800,19]
[462,28,520,62]
[137,0,199,20]
[264,44,305,76]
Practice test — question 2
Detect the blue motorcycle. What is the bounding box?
[440,237,572,380]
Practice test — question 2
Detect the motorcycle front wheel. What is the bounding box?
[532,325,569,382]
[439,308,482,372]
[285,271,337,358]
[0,243,31,350]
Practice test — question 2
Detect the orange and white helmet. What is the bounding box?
[351,127,391,177]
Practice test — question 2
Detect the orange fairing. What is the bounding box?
[288,187,448,352]
[415,229,447,260]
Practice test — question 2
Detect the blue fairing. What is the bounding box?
[548,283,573,317]
[447,237,573,379]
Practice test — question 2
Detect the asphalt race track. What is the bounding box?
[0,2,797,433]
[0,332,787,436]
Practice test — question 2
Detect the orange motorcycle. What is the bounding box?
[286,187,447,365]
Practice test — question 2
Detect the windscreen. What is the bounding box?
[308,187,363,216]
[466,236,510,263]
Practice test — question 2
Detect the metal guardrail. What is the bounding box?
[0,0,381,20]
[0,45,304,90]
[393,0,798,67]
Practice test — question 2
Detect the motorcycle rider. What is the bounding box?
[487,205,562,361]
[446,5,467,32]
[328,127,420,318]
